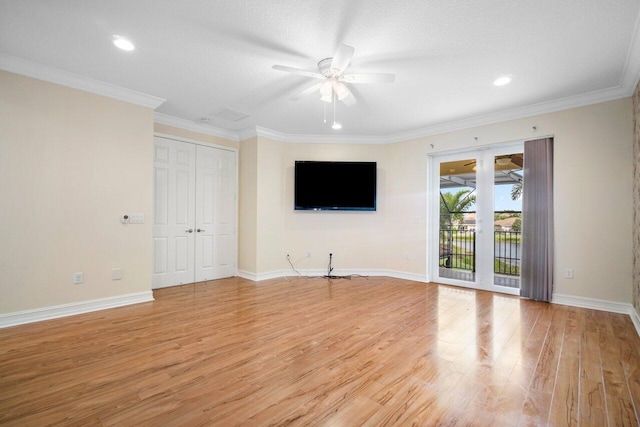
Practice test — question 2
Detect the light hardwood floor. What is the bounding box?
[1,277,639,426]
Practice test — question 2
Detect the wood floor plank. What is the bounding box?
[548,324,580,426]
[600,313,640,427]
[1,277,639,426]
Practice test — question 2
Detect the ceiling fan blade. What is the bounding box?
[341,91,357,106]
[341,73,396,84]
[330,44,355,74]
[291,82,323,100]
[511,154,524,168]
[272,65,324,79]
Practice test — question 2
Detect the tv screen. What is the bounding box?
[294,161,377,211]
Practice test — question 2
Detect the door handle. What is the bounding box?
[186,229,194,233]
[197,228,205,233]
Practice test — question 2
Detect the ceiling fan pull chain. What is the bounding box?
[333,89,336,124]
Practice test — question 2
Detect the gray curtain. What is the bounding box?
[520,138,554,301]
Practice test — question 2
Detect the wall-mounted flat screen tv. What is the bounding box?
[294,161,377,211]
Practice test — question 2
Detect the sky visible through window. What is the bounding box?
[443,184,522,212]
[495,184,522,211]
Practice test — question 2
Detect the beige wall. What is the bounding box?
[244,98,634,304]
[238,137,258,273]
[0,71,154,314]
[383,138,429,275]
[239,137,389,274]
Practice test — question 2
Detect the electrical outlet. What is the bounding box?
[307,251,311,258]
[73,272,84,285]
[564,268,574,279]
[112,268,122,280]
[286,251,290,258]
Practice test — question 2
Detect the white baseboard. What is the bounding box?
[236,269,284,281]
[0,291,154,329]
[631,307,640,338]
[383,270,430,283]
[236,270,258,281]
[552,293,640,338]
[551,293,632,314]
[237,268,429,283]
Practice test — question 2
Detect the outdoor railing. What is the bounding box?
[494,230,521,275]
[439,228,521,276]
[439,228,476,272]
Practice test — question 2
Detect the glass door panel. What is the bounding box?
[493,151,523,290]
[430,143,523,295]
[437,158,477,284]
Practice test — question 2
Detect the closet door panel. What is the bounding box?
[152,138,196,289]
[194,145,219,282]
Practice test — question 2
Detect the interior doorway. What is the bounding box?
[152,136,237,289]
[429,143,523,295]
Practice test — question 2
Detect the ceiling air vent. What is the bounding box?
[212,108,249,122]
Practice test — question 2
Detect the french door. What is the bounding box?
[429,143,523,295]
[152,136,237,289]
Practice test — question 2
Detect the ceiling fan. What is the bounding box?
[272,44,395,106]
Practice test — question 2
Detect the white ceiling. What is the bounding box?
[1,0,640,140]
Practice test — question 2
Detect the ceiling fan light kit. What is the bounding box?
[273,43,396,129]
[463,154,523,169]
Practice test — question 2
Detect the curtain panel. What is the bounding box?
[520,137,554,301]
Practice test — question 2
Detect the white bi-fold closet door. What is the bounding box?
[152,136,237,289]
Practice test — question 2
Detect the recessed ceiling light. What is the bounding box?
[493,75,512,86]
[113,36,135,51]
[331,122,342,130]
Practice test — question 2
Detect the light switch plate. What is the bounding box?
[129,214,145,224]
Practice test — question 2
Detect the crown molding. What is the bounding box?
[154,112,240,142]
[237,127,258,142]
[238,126,388,144]
[386,84,631,143]
[154,82,632,147]
[0,53,165,109]
[243,83,632,145]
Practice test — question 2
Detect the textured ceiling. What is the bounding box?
[1,0,639,138]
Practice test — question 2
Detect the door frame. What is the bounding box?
[153,132,239,285]
[427,141,523,295]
